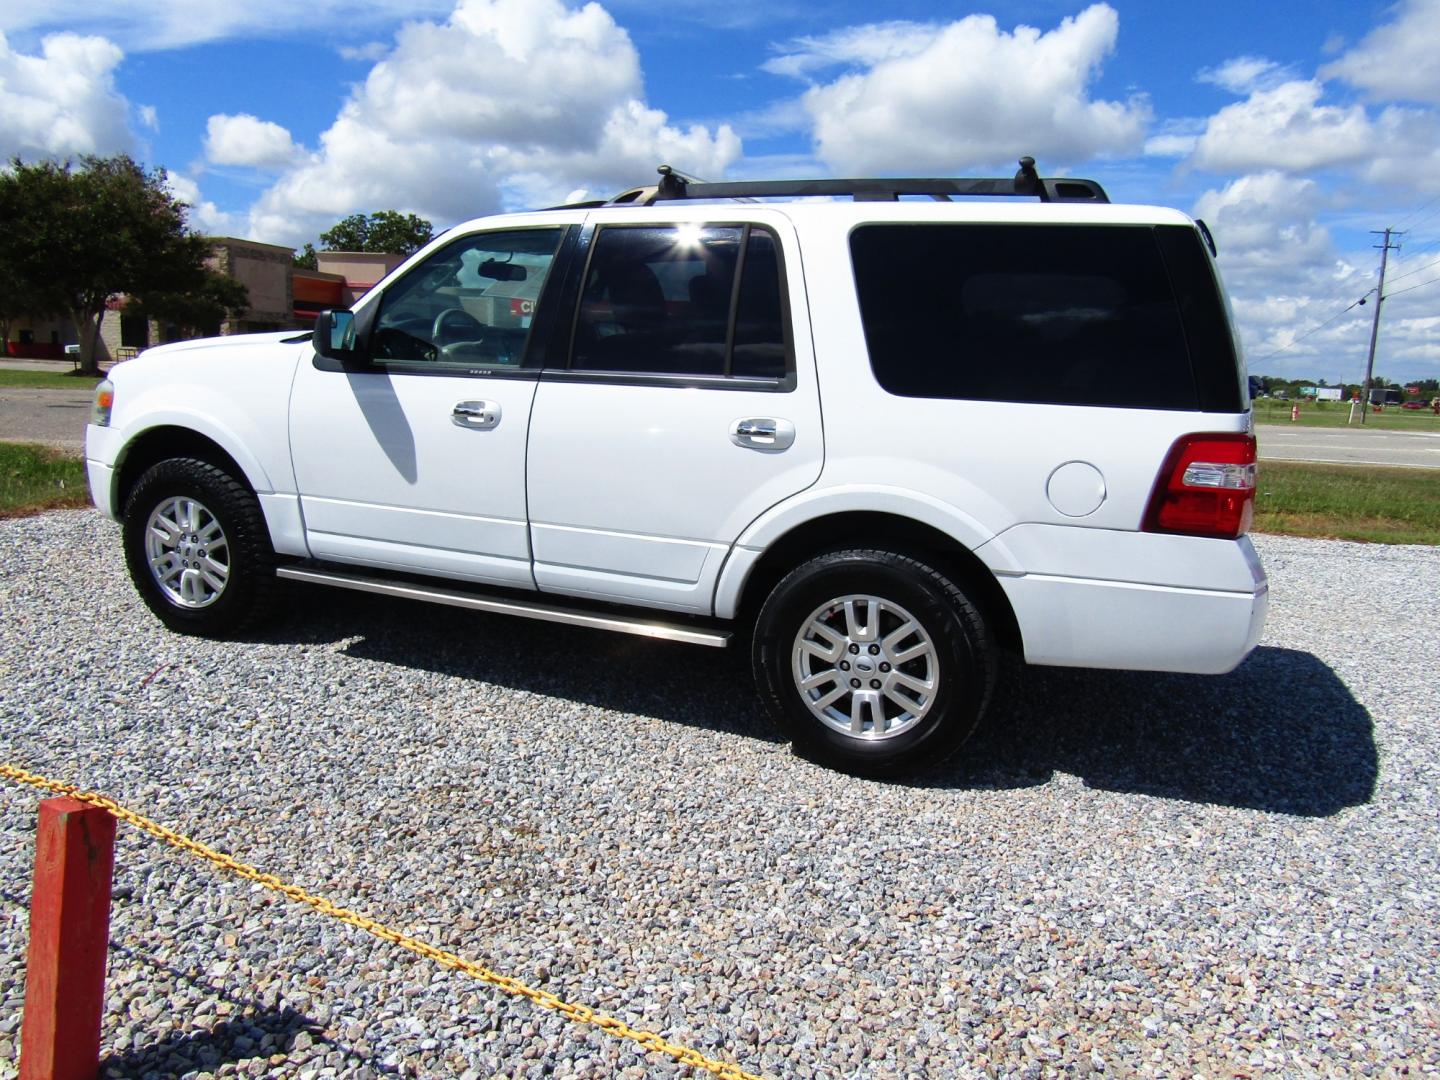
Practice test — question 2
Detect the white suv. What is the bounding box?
[87,162,1267,774]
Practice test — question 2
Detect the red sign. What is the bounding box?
[1407,385,1420,396]
[510,298,535,317]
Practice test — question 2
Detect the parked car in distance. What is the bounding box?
[85,160,1267,775]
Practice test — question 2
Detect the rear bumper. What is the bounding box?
[1000,573,1267,674]
[993,530,1268,674]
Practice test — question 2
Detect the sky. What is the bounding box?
[3,0,1440,384]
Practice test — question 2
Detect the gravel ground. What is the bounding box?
[0,510,1436,1079]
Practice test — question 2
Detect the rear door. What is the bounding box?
[525,210,823,614]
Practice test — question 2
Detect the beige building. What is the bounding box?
[4,239,402,365]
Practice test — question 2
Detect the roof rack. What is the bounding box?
[596,157,1108,207]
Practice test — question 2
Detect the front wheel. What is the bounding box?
[122,457,278,637]
[752,549,996,776]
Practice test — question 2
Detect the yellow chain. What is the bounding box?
[0,763,765,1080]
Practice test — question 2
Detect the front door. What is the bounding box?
[525,214,823,614]
[289,221,573,588]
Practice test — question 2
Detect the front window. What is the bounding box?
[372,228,564,369]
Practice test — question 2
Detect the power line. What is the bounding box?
[1396,201,1440,236]
[1382,251,1440,287]
[1393,192,1440,231]
[1251,295,1370,363]
[1248,222,1439,367]
[1384,273,1440,300]
[1389,234,1440,261]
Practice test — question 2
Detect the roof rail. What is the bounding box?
[597,157,1109,207]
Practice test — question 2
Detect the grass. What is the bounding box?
[1253,397,1440,430]
[1253,460,1440,545]
[1,429,1433,545]
[0,369,103,390]
[0,442,91,518]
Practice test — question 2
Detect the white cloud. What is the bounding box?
[1144,134,1198,157]
[338,41,389,62]
[0,31,132,159]
[1195,171,1336,274]
[1197,56,1298,95]
[784,5,1148,176]
[1144,118,1205,158]
[164,172,239,236]
[1192,172,1379,377]
[1322,0,1440,103]
[137,103,158,130]
[1189,80,1374,174]
[204,113,301,169]
[0,1,455,52]
[1362,106,1440,196]
[247,0,739,244]
[762,21,940,79]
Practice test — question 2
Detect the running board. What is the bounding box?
[275,566,731,648]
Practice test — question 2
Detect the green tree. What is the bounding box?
[0,241,45,358]
[0,162,63,355]
[126,269,250,340]
[318,210,433,255]
[0,155,218,373]
[293,242,319,270]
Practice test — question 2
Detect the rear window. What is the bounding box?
[850,224,1242,411]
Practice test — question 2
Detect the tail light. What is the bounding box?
[1143,433,1256,539]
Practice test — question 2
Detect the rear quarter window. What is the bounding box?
[850,223,1242,411]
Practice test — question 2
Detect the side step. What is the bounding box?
[275,566,732,648]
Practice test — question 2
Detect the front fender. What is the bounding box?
[107,403,279,498]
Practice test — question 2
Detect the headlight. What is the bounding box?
[92,379,114,426]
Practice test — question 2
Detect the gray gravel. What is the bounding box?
[0,509,1436,1078]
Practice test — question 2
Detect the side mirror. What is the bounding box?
[313,309,359,361]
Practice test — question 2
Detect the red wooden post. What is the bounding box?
[19,797,116,1080]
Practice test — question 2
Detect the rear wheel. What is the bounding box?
[752,549,996,775]
[122,457,277,637]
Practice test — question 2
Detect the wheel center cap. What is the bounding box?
[855,657,875,673]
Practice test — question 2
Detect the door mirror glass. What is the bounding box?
[314,309,357,359]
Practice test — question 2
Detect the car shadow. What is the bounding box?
[924,646,1377,816]
[264,589,1376,817]
[264,584,778,744]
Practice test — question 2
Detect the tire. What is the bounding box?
[122,457,278,638]
[751,549,996,776]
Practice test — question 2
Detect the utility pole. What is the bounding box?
[1359,228,1402,426]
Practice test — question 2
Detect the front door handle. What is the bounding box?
[452,400,501,429]
[730,417,795,450]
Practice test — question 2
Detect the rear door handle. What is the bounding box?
[452,400,501,429]
[730,417,795,450]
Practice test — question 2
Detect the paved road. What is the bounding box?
[1257,423,1440,469]
[0,386,93,452]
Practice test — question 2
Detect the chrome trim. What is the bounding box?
[452,400,501,429]
[275,566,731,648]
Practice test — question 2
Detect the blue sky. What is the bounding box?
[3,0,1440,384]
